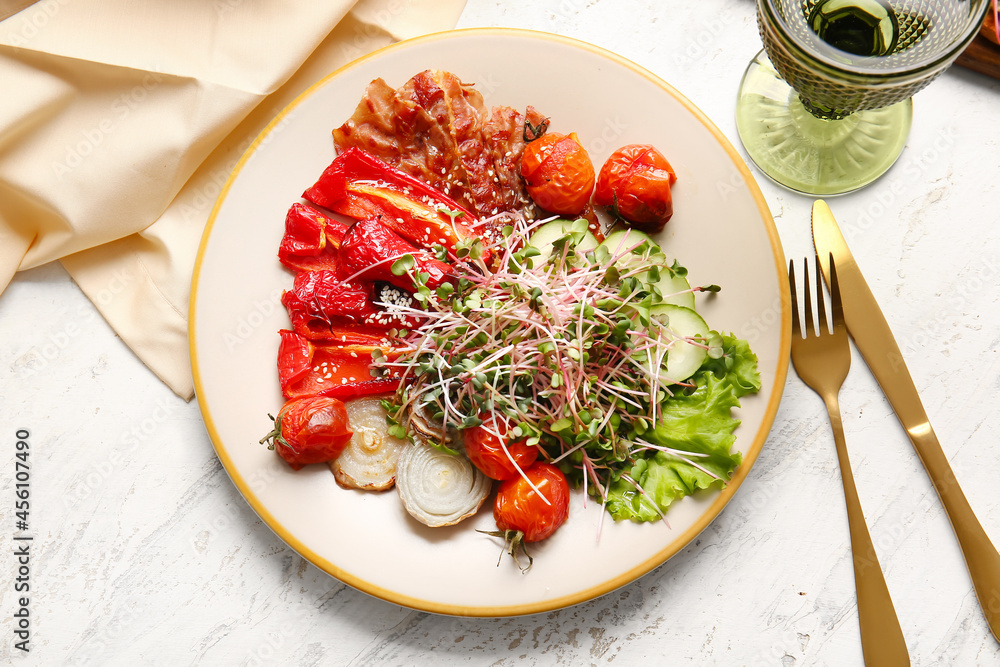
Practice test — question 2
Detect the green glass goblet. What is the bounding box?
[736,0,991,195]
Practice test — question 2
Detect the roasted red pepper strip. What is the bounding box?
[278,203,350,273]
[286,315,396,345]
[313,379,402,401]
[278,329,313,388]
[280,245,340,274]
[278,331,404,400]
[279,203,326,257]
[339,217,451,291]
[303,147,485,261]
[285,270,376,323]
[282,269,420,340]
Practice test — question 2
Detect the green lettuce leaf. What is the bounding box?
[604,333,760,523]
[701,332,761,398]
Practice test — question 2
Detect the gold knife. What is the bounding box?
[812,199,1000,642]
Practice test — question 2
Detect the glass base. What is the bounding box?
[735,51,912,196]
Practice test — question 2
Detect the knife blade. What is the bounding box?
[812,199,1000,642]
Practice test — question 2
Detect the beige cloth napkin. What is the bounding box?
[0,0,467,400]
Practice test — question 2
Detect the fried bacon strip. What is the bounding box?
[332,70,546,221]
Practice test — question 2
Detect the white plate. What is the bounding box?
[190,28,790,617]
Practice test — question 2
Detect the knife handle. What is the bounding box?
[910,423,1000,641]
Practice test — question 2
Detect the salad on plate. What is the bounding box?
[259,69,761,569]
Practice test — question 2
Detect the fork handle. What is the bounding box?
[825,395,910,667]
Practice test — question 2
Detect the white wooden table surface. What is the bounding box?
[3,1,999,664]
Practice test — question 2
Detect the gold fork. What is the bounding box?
[789,255,910,667]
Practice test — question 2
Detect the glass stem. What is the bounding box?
[799,95,852,121]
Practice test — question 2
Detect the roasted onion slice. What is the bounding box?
[395,438,492,527]
[330,397,406,491]
[407,403,461,448]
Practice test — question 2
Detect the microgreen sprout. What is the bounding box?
[375,211,727,511]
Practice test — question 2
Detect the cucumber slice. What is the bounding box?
[526,219,598,269]
[596,229,659,282]
[597,230,695,309]
[651,265,695,309]
[599,228,654,256]
[648,304,710,383]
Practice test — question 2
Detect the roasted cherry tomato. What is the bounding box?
[260,396,353,470]
[464,412,539,481]
[493,462,570,543]
[593,144,677,233]
[520,132,595,215]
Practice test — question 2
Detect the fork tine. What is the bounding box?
[802,258,814,337]
[829,253,845,331]
[788,260,801,338]
[814,255,828,336]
